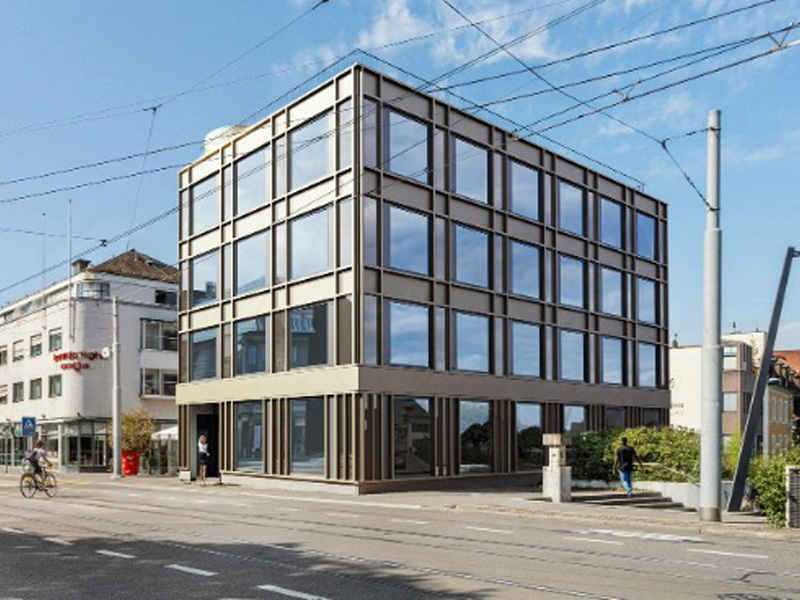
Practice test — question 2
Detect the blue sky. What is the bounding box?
[0,0,798,348]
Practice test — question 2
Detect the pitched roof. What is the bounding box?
[775,350,800,373]
[88,250,178,284]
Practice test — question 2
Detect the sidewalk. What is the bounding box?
[2,471,793,539]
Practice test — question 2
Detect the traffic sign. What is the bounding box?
[21,417,36,438]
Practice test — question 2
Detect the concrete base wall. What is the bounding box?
[635,481,734,510]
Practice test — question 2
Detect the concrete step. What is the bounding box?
[572,489,692,511]
[582,494,677,506]
[572,491,661,502]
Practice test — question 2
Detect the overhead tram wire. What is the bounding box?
[126,105,160,249]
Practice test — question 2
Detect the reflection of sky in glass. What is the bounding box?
[191,250,218,307]
[455,225,489,288]
[564,404,586,435]
[454,138,488,204]
[600,198,622,248]
[602,337,623,384]
[511,321,540,377]
[236,148,269,215]
[638,343,657,387]
[510,161,539,219]
[636,212,656,259]
[388,205,429,275]
[388,301,429,367]
[459,400,490,434]
[516,402,541,430]
[236,231,269,295]
[388,110,428,183]
[558,181,583,235]
[638,277,656,323]
[191,175,218,234]
[559,255,584,308]
[511,241,539,298]
[560,330,585,381]
[290,208,330,280]
[290,113,330,190]
[601,267,623,316]
[455,312,489,372]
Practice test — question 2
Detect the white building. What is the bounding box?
[0,250,179,471]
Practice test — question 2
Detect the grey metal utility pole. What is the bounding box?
[728,246,799,511]
[112,296,122,479]
[700,109,722,523]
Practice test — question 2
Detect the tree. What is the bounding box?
[121,409,156,455]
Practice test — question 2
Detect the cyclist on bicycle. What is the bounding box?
[26,440,52,480]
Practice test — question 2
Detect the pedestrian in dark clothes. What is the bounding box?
[613,437,644,497]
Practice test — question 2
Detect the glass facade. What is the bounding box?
[235,230,269,295]
[394,397,432,476]
[454,225,489,288]
[638,277,657,323]
[236,147,269,215]
[459,400,492,473]
[509,160,539,219]
[601,337,624,385]
[291,398,325,475]
[558,181,584,236]
[191,250,218,307]
[510,241,540,299]
[190,175,218,235]
[564,404,587,437]
[559,255,585,308]
[290,112,331,190]
[290,207,331,280]
[638,342,657,387]
[386,300,429,368]
[453,137,488,204]
[559,330,585,382]
[386,204,429,275]
[235,317,268,376]
[454,312,490,373]
[190,328,217,381]
[510,321,540,378]
[290,303,330,369]
[606,407,626,429]
[386,109,429,183]
[236,401,263,472]
[636,212,656,259]
[516,402,543,470]
[600,267,623,316]
[600,198,623,248]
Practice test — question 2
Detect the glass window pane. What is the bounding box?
[643,408,661,427]
[386,205,429,275]
[600,267,623,316]
[190,175,218,235]
[363,196,378,266]
[236,147,270,215]
[435,307,446,371]
[723,392,738,412]
[510,241,540,298]
[511,321,540,377]
[386,109,429,183]
[387,301,429,368]
[236,401,263,472]
[433,128,446,190]
[460,400,492,473]
[559,255,585,308]
[338,199,352,267]
[290,303,330,369]
[235,231,269,295]
[602,337,624,384]
[394,398,432,477]
[363,295,378,365]
[190,327,217,381]
[191,250,218,307]
[564,404,587,437]
[454,312,490,373]
[636,212,656,259]
[363,98,378,169]
[638,277,657,323]
[453,137,488,204]
[222,166,232,221]
[607,407,626,429]
[558,181,584,236]
[638,342,657,387]
[290,112,330,190]
[338,99,352,170]
[290,207,331,280]
[509,160,539,219]
[291,398,325,475]
[235,317,268,376]
[516,402,543,470]
[454,225,489,288]
[274,136,286,197]
[560,330,585,382]
[600,198,623,247]
[274,223,286,285]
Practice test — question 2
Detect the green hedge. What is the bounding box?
[750,445,800,527]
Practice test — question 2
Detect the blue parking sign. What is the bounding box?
[21,417,36,438]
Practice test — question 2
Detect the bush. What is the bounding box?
[571,429,620,481]
[121,409,156,455]
[722,430,743,480]
[750,445,800,527]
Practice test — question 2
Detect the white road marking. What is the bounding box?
[1,527,23,534]
[127,493,141,498]
[193,500,210,504]
[587,529,702,543]
[326,512,357,518]
[390,518,429,525]
[44,537,73,546]
[243,492,422,510]
[256,584,330,599]
[564,536,624,546]
[165,564,217,577]
[96,550,135,559]
[687,549,768,560]
[272,507,300,513]
[466,526,513,535]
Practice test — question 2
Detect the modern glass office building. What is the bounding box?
[176,65,669,492]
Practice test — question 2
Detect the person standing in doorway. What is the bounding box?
[613,437,643,497]
[198,435,210,486]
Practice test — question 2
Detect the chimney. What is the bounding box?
[72,259,91,275]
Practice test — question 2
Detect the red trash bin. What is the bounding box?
[121,451,139,476]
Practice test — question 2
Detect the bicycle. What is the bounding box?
[20,467,57,499]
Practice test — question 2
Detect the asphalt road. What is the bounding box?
[0,475,798,600]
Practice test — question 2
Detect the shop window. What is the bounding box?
[510,321,541,378]
[453,312,490,373]
[291,398,325,475]
[235,316,269,376]
[236,401,263,473]
[459,400,492,473]
[601,337,624,385]
[516,402,543,470]
[385,204,430,275]
[235,230,270,295]
[289,207,331,280]
[454,224,489,288]
[509,241,540,299]
[290,112,332,190]
[600,198,623,248]
[558,180,584,236]
[290,302,331,369]
[386,109,429,183]
[236,146,270,215]
[190,327,218,381]
[386,300,430,368]
[394,398,432,477]
[190,174,218,235]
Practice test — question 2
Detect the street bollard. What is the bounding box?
[542,433,571,503]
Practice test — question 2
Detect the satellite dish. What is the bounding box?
[101,347,112,359]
